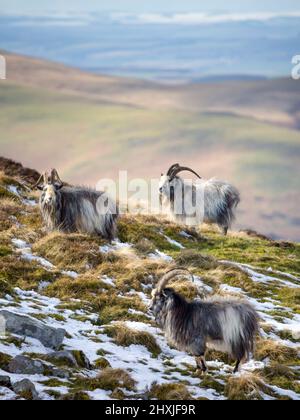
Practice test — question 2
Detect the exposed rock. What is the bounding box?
[0,156,40,185]
[0,376,12,389]
[8,356,44,375]
[0,310,66,350]
[12,379,39,400]
[50,368,70,379]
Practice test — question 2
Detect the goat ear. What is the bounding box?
[162,289,172,298]
[55,184,63,190]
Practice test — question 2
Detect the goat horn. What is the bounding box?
[51,169,63,185]
[155,268,194,295]
[32,172,47,190]
[170,166,202,180]
[167,163,180,177]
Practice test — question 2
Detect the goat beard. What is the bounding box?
[42,200,57,216]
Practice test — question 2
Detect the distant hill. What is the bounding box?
[2,51,300,129]
[0,51,300,241]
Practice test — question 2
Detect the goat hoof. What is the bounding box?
[196,369,207,377]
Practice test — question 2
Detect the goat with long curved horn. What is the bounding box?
[150,268,259,375]
[159,162,240,236]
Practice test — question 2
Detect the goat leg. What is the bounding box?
[195,355,208,375]
[233,359,241,374]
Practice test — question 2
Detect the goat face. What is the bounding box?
[150,288,175,326]
[159,174,175,199]
[39,182,62,209]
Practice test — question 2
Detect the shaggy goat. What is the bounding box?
[159,164,240,235]
[33,169,119,240]
[150,269,259,374]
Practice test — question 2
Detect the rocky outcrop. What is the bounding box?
[0,310,66,350]
[0,157,40,185]
[12,379,39,400]
[8,356,45,375]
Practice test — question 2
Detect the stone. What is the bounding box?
[12,379,39,400]
[8,356,45,375]
[0,310,66,349]
[0,375,12,388]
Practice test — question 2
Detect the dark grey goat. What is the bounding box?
[150,269,259,373]
[33,169,119,241]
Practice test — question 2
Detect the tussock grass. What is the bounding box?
[94,358,111,369]
[225,373,268,400]
[32,233,104,273]
[212,266,267,298]
[0,197,23,231]
[74,368,136,392]
[149,382,192,400]
[0,254,58,294]
[45,280,147,324]
[175,249,218,270]
[255,339,299,364]
[0,352,12,371]
[60,392,91,401]
[118,215,182,252]
[104,323,161,357]
[277,288,300,313]
[261,363,300,394]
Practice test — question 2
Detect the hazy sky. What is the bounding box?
[1,0,300,14]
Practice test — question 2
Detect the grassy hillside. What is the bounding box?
[0,165,299,400]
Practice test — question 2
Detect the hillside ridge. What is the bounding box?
[0,159,299,400]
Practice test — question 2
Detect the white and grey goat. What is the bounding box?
[34,169,119,241]
[159,164,240,235]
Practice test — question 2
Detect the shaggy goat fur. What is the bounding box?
[151,271,259,373]
[36,170,119,241]
[159,164,240,235]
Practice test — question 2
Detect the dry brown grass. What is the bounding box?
[104,323,161,357]
[149,382,192,400]
[175,249,219,270]
[225,373,268,400]
[255,339,299,364]
[74,368,136,392]
[32,232,105,272]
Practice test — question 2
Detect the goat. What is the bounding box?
[159,164,240,235]
[150,269,259,374]
[33,169,119,241]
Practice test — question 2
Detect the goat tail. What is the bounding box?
[102,209,119,241]
[221,184,240,228]
[230,303,259,362]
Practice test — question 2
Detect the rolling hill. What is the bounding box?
[0,51,300,241]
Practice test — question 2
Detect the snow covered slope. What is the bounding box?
[0,168,299,400]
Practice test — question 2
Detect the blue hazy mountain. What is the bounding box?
[0,12,299,81]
